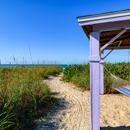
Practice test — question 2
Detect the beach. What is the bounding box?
[35,74,130,130]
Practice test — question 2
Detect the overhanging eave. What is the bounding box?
[77,9,130,49]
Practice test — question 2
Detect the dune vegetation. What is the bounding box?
[0,65,63,130]
[1,62,130,129]
[62,62,130,93]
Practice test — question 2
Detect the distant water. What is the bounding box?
[0,64,68,68]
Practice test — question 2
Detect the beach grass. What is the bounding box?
[62,62,130,93]
[0,65,63,130]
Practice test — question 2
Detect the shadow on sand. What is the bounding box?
[34,91,69,130]
[101,126,130,130]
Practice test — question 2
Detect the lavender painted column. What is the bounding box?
[100,51,104,94]
[89,31,100,130]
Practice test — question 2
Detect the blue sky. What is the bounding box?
[0,0,130,64]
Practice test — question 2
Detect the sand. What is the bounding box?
[34,74,130,130]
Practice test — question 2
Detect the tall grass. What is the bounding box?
[0,65,63,129]
[62,62,130,93]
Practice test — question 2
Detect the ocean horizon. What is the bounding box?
[0,64,68,68]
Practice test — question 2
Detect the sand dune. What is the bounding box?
[35,74,130,130]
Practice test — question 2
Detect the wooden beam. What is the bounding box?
[100,32,130,43]
[93,20,130,32]
[89,31,100,130]
[100,29,126,51]
[100,51,104,95]
[79,15,130,26]
[105,46,130,50]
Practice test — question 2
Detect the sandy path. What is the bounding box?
[35,74,130,130]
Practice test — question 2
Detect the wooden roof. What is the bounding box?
[77,9,130,50]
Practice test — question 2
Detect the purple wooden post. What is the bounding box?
[89,31,100,130]
[100,51,104,94]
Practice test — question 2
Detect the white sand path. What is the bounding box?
[35,74,130,130]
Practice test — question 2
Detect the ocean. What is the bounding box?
[0,64,68,68]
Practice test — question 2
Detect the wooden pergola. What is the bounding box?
[77,9,130,130]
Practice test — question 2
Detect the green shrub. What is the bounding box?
[62,62,130,94]
[62,64,89,82]
[0,65,62,129]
